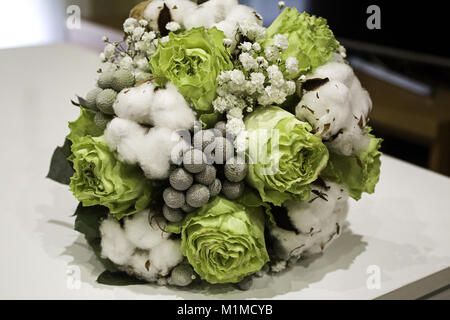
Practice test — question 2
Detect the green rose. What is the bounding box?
[322,127,382,200]
[69,135,152,220]
[167,196,269,284]
[245,106,329,206]
[67,107,103,144]
[261,7,340,79]
[150,27,233,127]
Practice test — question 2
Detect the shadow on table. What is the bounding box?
[37,184,368,298]
[59,228,367,299]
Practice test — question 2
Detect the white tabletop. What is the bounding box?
[1,43,449,300]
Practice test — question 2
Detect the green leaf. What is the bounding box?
[97,271,147,286]
[73,203,120,273]
[46,139,74,185]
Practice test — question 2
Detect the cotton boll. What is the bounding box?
[149,83,195,130]
[104,118,147,164]
[269,182,349,262]
[164,0,196,25]
[138,127,184,179]
[296,61,372,156]
[113,82,155,124]
[183,0,238,29]
[99,217,136,265]
[124,210,169,250]
[144,0,195,32]
[149,239,184,276]
[124,251,159,282]
[225,5,263,26]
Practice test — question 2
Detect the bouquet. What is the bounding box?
[48,0,382,290]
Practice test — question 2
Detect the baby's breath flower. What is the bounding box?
[226,118,246,137]
[278,1,286,9]
[285,57,299,74]
[132,27,145,41]
[160,36,170,44]
[123,18,137,34]
[252,42,261,52]
[273,34,289,51]
[228,107,244,119]
[103,43,116,59]
[119,55,133,70]
[256,56,269,69]
[239,52,258,71]
[139,19,148,27]
[223,38,233,47]
[166,21,181,32]
[239,42,253,52]
[142,31,156,42]
[229,70,246,86]
[264,46,280,62]
[99,52,107,63]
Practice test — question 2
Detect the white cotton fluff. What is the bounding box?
[183,0,238,30]
[149,239,184,276]
[123,210,169,250]
[149,82,196,130]
[295,61,372,156]
[105,118,187,179]
[113,82,195,131]
[124,251,159,282]
[138,126,184,179]
[269,181,349,262]
[104,118,148,164]
[99,218,136,265]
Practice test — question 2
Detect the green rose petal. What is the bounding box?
[322,127,382,200]
[69,136,152,219]
[168,197,269,284]
[261,7,340,79]
[245,106,329,206]
[150,27,233,127]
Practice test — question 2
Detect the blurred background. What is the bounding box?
[0,0,448,176]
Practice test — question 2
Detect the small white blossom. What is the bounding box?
[273,34,289,50]
[132,27,145,41]
[139,19,148,27]
[278,1,286,9]
[226,118,245,137]
[99,52,107,63]
[300,74,306,81]
[228,107,244,119]
[160,36,170,44]
[267,65,285,88]
[264,46,281,62]
[234,130,249,152]
[256,56,269,69]
[285,57,299,75]
[252,42,261,52]
[102,36,109,43]
[239,52,258,71]
[103,43,116,59]
[142,31,156,42]
[239,42,253,52]
[166,21,181,32]
[285,80,296,95]
[119,55,133,70]
[123,18,138,34]
[223,38,232,47]
[238,21,266,41]
[229,70,246,86]
[134,56,149,71]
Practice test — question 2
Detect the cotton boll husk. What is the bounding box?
[269,182,349,262]
[123,210,169,250]
[296,61,372,156]
[138,127,184,179]
[104,118,148,164]
[123,250,159,282]
[149,82,195,130]
[149,239,184,276]
[99,217,136,265]
[143,0,196,31]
